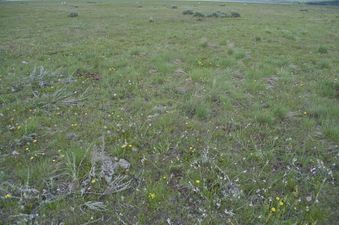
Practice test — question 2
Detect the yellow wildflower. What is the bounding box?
[279,201,284,206]
[91,179,96,184]
[195,179,201,185]
[4,193,12,199]
[271,207,276,213]
[276,196,280,201]
[148,192,156,200]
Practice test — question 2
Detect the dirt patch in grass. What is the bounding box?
[74,69,101,80]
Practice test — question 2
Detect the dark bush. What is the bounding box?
[207,12,218,17]
[318,46,328,54]
[68,12,78,17]
[193,12,205,17]
[207,11,227,18]
[183,10,194,15]
[231,12,240,17]
[171,5,178,9]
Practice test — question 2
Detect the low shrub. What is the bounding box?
[231,12,241,17]
[318,46,328,54]
[182,10,194,15]
[193,12,205,17]
[68,12,78,17]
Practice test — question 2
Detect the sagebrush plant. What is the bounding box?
[0,0,338,224]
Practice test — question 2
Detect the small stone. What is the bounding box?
[153,105,166,113]
[118,159,130,169]
[306,196,312,202]
[66,132,78,140]
[174,68,186,76]
[12,151,20,156]
[39,80,49,88]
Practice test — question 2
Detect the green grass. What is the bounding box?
[0,0,338,224]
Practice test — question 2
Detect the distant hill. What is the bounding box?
[307,0,339,5]
[194,0,338,4]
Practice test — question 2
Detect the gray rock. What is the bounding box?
[101,158,118,183]
[118,159,130,169]
[39,80,49,88]
[66,132,78,140]
[153,105,166,113]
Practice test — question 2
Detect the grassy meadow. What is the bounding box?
[0,0,338,224]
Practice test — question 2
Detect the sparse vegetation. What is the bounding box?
[231,11,241,17]
[0,0,338,224]
[68,12,78,17]
[183,10,241,18]
[193,11,205,17]
[182,9,194,15]
[318,46,328,54]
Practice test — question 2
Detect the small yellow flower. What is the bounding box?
[276,196,280,201]
[91,179,96,184]
[4,193,12,199]
[303,111,307,115]
[148,192,156,200]
[195,179,201,185]
[271,207,276,213]
[279,201,284,206]
[128,144,132,148]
